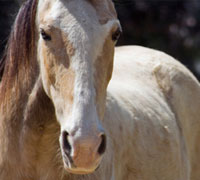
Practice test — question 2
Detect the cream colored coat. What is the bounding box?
[63,45,200,180]
[51,45,200,180]
[1,45,199,180]
[99,46,200,180]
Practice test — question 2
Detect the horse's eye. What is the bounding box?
[40,29,51,41]
[112,28,122,41]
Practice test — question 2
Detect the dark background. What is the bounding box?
[0,0,200,80]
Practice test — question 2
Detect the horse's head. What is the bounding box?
[36,0,121,174]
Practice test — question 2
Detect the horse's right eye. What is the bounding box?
[40,29,51,41]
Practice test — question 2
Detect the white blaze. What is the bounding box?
[37,0,119,135]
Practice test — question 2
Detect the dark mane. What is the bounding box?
[0,0,38,82]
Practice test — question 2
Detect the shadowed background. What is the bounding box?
[0,0,200,80]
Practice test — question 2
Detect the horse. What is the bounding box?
[0,0,200,179]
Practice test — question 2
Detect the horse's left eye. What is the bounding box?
[112,28,122,42]
[40,29,51,41]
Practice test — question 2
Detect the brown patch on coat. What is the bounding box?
[41,26,75,107]
[94,33,115,119]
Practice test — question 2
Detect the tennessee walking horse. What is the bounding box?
[0,0,200,179]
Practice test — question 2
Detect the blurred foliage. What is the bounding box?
[0,0,200,80]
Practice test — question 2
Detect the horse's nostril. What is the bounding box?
[62,131,71,155]
[98,134,106,155]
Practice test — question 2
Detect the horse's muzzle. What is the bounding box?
[60,130,106,174]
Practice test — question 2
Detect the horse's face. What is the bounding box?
[37,0,121,174]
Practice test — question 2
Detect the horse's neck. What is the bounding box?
[20,77,61,176]
[0,74,60,178]
[0,72,39,161]
[22,76,57,148]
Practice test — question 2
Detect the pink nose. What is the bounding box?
[61,130,106,171]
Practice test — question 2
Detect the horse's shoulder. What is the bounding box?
[114,45,199,95]
[113,46,200,156]
[112,45,200,134]
[106,46,198,179]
